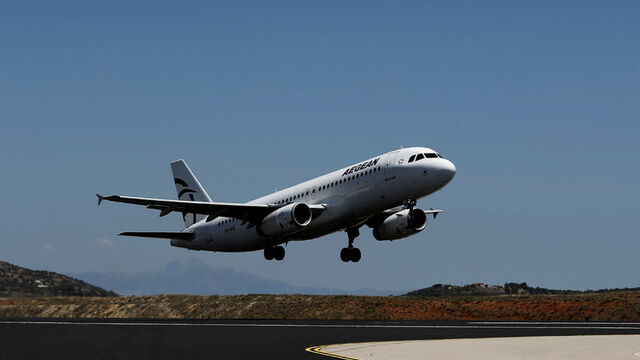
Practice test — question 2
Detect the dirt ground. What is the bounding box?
[0,292,638,321]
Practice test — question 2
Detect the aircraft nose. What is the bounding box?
[444,159,456,179]
[438,159,456,183]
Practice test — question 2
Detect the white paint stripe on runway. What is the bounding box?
[470,321,640,326]
[1,320,640,330]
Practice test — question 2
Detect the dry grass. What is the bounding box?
[1,292,639,321]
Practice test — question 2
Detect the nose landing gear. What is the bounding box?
[403,199,417,210]
[340,227,362,263]
[264,245,285,261]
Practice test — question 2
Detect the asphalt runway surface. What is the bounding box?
[1,319,639,360]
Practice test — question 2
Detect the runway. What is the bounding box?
[0,319,639,360]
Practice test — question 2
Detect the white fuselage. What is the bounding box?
[173,147,455,252]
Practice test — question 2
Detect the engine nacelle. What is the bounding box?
[258,202,312,237]
[373,208,427,241]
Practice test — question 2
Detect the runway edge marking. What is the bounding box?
[306,340,430,360]
[305,345,361,360]
[1,321,640,330]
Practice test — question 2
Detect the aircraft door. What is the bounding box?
[385,151,399,181]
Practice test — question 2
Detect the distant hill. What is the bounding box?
[405,282,640,297]
[0,261,117,297]
[72,258,397,296]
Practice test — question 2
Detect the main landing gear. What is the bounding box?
[264,246,285,261]
[340,228,361,263]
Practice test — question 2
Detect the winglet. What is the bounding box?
[96,194,105,206]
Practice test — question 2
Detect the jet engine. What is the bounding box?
[259,202,312,237]
[372,208,427,241]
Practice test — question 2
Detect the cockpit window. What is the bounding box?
[425,153,438,158]
[408,155,416,163]
[415,153,424,161]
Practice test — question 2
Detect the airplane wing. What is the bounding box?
[96,194,325,224]
[119,231,195,240]
[423,209,444,218]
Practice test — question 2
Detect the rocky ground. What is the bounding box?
[1,291,639,321]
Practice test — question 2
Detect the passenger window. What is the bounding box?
[415,153,424,161]
[408,155,416,163]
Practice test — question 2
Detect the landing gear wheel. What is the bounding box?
[340,248,350,262]
[340,247,362,262]
[265,246,285,261]
[350,248,361,262]
[274,246,285,261]
[264,247,274,261]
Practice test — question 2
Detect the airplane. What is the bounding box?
[97,147,456,262]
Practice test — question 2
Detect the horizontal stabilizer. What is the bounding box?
[118,232,194,240]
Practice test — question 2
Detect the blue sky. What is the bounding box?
[1,1,639,292]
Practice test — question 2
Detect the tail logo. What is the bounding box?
[174,178,197,224]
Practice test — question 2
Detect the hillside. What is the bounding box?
[405,282,640,297]
[1,291,639,321]
[0,261,117,298]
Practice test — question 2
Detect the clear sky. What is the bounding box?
[1,1,639,292]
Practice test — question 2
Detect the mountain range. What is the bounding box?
[72,258,398,296]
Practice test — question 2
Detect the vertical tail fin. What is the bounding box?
[170,159,212,227]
